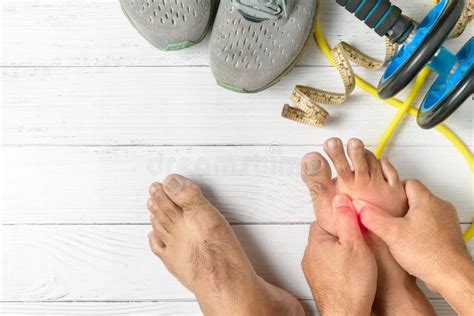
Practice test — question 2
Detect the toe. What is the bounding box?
[153,184,182,222]
[147,197,158,214]
[347,138,369,184]
[300,152,337,234]
[365,150,382,180]
[149,182,161,196]
[323,138,353,181]
[162,174,213,213]
[150,213,172,241]
[380,158,400,186]
[300,152,334,211]
[148,231,166,258]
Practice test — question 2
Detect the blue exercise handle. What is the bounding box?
[336,0,473,128]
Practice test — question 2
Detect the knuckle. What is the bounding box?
[157,217,168,226]
[309,182,325,197]
[184,181,201,193]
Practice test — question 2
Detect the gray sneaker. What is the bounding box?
[209,0,318,93]
[120,0,217,51]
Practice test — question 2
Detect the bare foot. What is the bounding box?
[301,137,407,235]
[147,174,304,316]
[301,138,434,315]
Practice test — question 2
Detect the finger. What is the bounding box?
[353,200,405,246]
[333,194,363,244]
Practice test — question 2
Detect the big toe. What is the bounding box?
[162,174,215,214]
[301,152,336,233]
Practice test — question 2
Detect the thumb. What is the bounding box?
[353,200,404,245]
[332,194,363,244]
[404,179,431,207]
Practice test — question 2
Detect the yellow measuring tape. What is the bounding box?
[284,1,474,242]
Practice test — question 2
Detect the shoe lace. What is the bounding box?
[232,0,289,21]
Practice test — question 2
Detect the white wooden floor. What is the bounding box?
[1,0,472,315]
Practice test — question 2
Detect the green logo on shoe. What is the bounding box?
[165,41,195,51]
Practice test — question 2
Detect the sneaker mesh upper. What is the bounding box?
[120,0,214,50]
[209,0,318,92]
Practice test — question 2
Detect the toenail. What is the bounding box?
[305,159,321,175]
[333,194,352,208]
[327,138,339,149]
[149,183,158,195]
[349,139,362,149]
[165,178,182,193]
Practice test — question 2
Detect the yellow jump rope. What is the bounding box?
[313,5,473,243]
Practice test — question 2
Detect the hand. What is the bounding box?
[300,142,433,315]
[302,194,377,316]
[354,180,474,315]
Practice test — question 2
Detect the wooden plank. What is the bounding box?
[0,302,203,316]
[2,67,473,146]
[1,146,472,224]
[1,225,472,301]
[0,299,458,315]
[0,0,470,67]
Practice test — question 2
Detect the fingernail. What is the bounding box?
[305,159,321,175]
[352,200,365,213]
[165,178,181,193]
[327,138,339,149]
[149,184,157,194]
[150,213,155,220]
[333,194,352,208]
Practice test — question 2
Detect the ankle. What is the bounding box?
[374,277,435,316]
[195,274,271,316]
